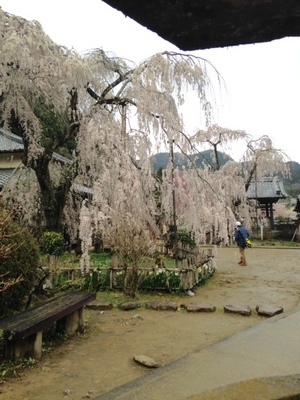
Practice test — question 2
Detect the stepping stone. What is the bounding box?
[86,301,113,310]
[131,314,143,320]
[146,301,178,311]
[183,303,216,312]
[224,304,251,316]
[256,305,284,317]
[119,302,141,311]
[133,355,159,368]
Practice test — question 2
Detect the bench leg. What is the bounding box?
[6,331,43,360]
[57,307,84,335]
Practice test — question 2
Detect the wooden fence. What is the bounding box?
[53,246,216,292]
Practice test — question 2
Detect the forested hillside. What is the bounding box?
[151,150,233,171]
[284,161,300,196]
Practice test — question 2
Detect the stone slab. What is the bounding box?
[183,303,216,313]
[119,302,141,311]
[133,355,159,368]
[224,304,251,316]
[256,305,284,317]
[146,301,178,311]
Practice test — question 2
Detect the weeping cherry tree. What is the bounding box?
[74,48,228,282]
[0,8,94,231]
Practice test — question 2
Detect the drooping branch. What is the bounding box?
[173,139,218,197]
[177,128,216,169]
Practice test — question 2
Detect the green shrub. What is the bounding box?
[0,219,40,316]
[169,228,196,248]
[40,231,64,256]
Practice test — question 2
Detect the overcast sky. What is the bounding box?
[1,0,300,163]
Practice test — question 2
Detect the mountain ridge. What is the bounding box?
[151,150,300,197]
[151,149,233,171]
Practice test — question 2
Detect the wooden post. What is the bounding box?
[58,308,84,335]
[6,331,43,359]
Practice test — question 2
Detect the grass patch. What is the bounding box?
[254,239,300,247]
[95,289,187,308]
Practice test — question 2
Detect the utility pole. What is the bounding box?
[169,139,178,267]
[121,104,126,151]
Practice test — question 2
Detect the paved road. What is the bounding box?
[95,304,300,399]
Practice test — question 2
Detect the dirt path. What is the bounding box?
[3,246,300,400]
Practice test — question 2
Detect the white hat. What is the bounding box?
[236,221,241,226]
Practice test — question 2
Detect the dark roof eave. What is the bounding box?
[247,197,284,203]
[0,149,24,153]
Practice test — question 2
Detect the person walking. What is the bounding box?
[234,221,250,266]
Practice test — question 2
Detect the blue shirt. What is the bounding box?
[235,226,250,248]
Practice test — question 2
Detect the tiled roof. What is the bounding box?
[246,177,288,200]
[0,167,93,195]
[0,128,72,164]
[0,127,23,152]
[0,169,14,187]
[52,152,72,165]
[0,129,92,194]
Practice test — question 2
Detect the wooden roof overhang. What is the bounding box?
[102,0,300,50]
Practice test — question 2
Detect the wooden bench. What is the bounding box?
[0,291,96,359]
